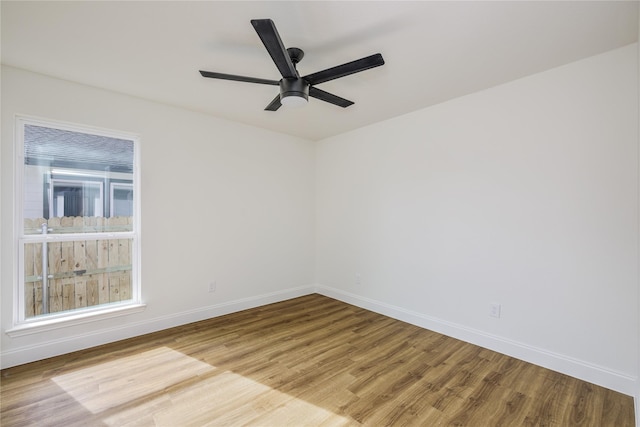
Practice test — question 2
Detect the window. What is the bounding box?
[12,117,143,333]
[110,182,133,217]
[51,179,104,217]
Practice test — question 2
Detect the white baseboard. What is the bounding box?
[1,285,315,369]
[315,284,637,397]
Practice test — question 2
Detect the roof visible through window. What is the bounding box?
[24,125,133,173]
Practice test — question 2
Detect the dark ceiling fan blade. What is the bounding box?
[303,53,384,86]
[265,94,282,111]
[199,70,280,86]
[309,87,354,108]
[250,19,298,79]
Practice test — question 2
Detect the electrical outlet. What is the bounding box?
[208,281,216,293]
[489,303,501,318]
[355,274,361,285]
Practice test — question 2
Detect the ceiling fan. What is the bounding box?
[199,19,385,111]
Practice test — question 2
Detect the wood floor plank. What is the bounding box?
[1,294,634,426]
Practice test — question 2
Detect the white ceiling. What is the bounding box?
[2,1,638,141]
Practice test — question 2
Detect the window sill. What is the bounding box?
[5,303,147,337]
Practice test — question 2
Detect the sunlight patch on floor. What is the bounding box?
[52,346,354,426]
[52,347,215,414]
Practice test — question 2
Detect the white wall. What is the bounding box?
[637,9,640,422]
[316,44,639,395]
[0,66,316,367]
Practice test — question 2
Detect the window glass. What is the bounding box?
[18,119,139,321]
[23,124,134,235]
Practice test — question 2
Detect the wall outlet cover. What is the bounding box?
[489,303,501,318]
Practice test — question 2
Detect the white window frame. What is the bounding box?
[8,116,144,337]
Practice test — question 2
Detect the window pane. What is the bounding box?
[23,124,134,234]
[24,238,133,319]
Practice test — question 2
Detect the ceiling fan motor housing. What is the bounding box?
[280,78,309,102]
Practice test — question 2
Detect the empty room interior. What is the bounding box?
[1,1,639,426]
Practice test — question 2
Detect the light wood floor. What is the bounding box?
[1,294,635,426]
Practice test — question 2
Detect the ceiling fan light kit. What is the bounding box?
[199,19,384,111]
[280,78,309,107]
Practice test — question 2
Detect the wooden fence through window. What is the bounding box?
[23,216,133,318]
